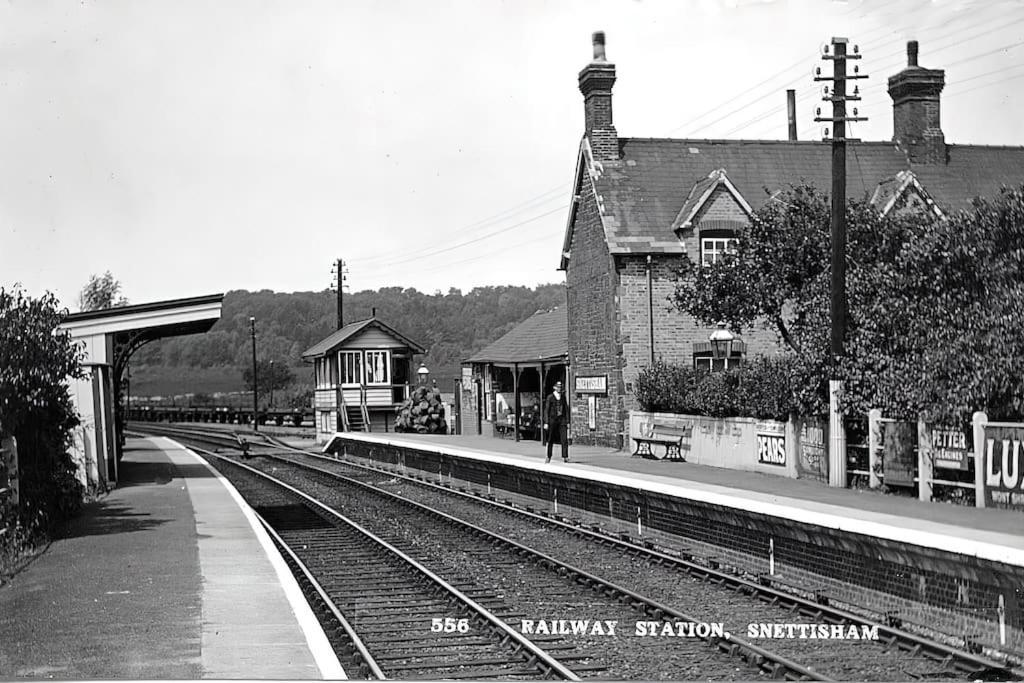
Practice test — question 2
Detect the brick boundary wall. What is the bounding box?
[330,435,1024,656]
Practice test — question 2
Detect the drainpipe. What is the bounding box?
[647,255,655,365]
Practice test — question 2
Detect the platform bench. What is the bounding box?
[632,423,692,461]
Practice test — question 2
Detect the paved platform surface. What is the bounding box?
[314,431,1024,565]
[0,436,344,680]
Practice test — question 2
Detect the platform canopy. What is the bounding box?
[61,293,224,370]
[58,293,224,489]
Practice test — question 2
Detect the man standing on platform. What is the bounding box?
[544,381,570,463]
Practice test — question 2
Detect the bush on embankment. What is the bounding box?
[1,287,86,578]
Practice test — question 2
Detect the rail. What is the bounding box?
[211,453,579,680]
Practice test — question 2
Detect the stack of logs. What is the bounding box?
[395,385,447,434]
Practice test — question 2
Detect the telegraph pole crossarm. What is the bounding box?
[330,258,348,330]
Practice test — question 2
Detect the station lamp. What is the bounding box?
[709,322,735,362]
[417,363,430,385]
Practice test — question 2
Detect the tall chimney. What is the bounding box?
[786,89,798,141]
[888,40,946,164]
[578,31,618,161]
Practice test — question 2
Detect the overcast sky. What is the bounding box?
[3,0,1023,310]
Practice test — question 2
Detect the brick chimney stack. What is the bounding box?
[888,40,946,164]
[578,31,618,161]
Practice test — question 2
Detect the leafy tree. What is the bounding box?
[672,185,922,414]
[241,359,295,407]
[78,271,129,312]
[672,182,1024,422]
[0,286,85,531]
[848,185,1024,422]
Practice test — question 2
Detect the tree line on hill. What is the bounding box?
[131,284,567,402]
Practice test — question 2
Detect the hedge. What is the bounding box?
[634,357,800,422]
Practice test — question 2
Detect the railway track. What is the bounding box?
[212,454,581,680]
[131,424,1021,681]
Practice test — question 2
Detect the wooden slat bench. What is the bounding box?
[632,423,692,461]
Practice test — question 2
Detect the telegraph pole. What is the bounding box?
[249,316,259,432]
[331,258,348,330]
[814,37,867,488]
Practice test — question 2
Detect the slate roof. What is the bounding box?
[584,138,1024,255]
[301,317,426,360]
[464,307,568,365]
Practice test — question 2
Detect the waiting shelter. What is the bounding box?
[461,307,568,442]
[59,294,224,489]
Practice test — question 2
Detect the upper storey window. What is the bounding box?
[671,169,753,264]
[701,236,738,266]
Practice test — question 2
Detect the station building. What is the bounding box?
[562,36,1024,447]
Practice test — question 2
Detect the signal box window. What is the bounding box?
[365,350,391,385]
[340,351,362,385]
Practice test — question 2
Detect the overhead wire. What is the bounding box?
[350,7,1023,279]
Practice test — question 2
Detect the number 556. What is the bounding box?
[431,617,469,633]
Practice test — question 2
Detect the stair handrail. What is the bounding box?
[337,384,351,432]
[360,385,371,432]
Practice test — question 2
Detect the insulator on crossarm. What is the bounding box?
[854,65,860,74]
[821,42,830,55]
[822,126,830,138]
[853,107,858,116]
[854,85,859,96]
[821,85,830,97]
[853,44,859,54]
[815,107,822,116]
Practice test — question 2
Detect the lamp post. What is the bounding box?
[417,363,430,386]
[249,316,258,432]
[709,322,735,370]
[268,360,274,409]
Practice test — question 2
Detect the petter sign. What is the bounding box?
[930,427,969,470]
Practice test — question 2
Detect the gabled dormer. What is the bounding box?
[870,169,945,219]
[672,168,754,265]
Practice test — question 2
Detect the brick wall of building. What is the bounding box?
[566,181,621,447]
[568,167,792,447]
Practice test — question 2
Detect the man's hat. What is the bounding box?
[554,381,563,388]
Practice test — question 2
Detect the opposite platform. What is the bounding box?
[327,431,1024,567]
[0,436,344,680]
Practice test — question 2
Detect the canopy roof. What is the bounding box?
[464,308,567,365]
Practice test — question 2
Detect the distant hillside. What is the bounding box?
[131,284,566,401]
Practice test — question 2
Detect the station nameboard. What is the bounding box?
[574,375,608,395]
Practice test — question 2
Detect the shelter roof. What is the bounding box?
[60,293,224,338]
[464,307,568,365]
[301,317,426,360]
